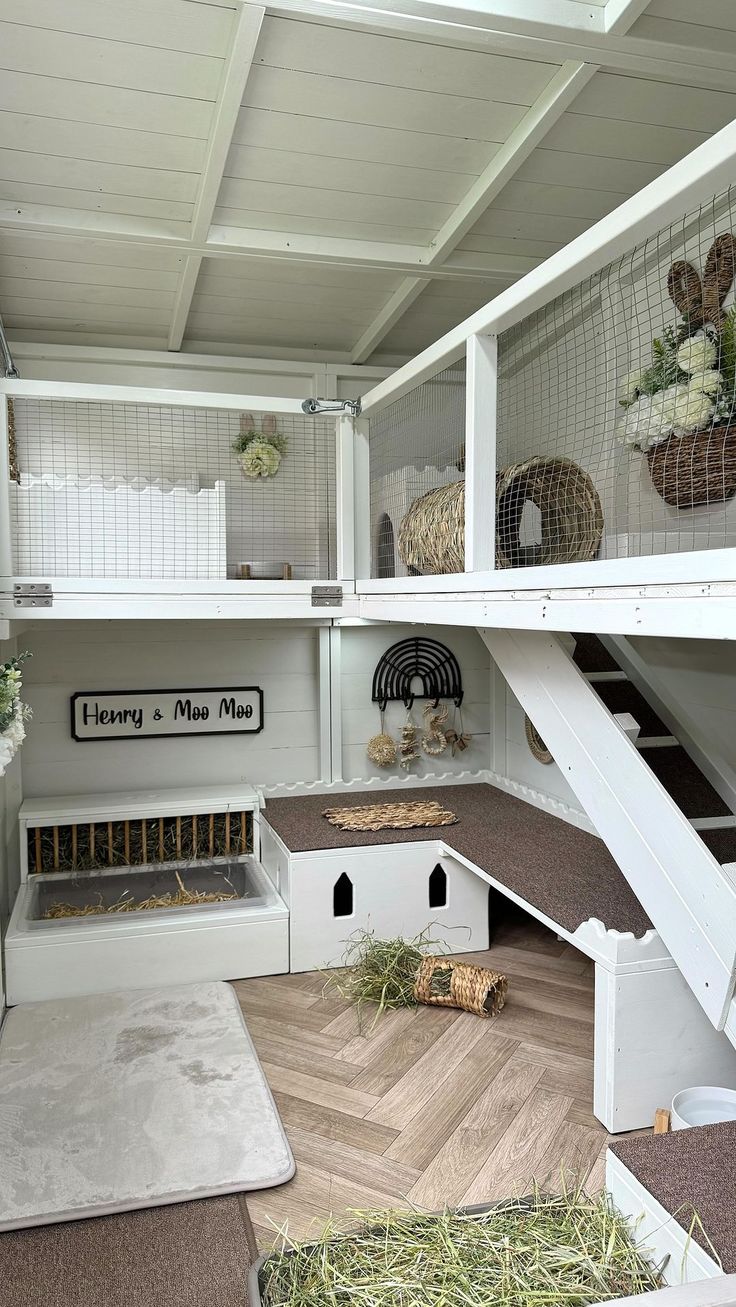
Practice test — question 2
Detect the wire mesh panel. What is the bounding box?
[368,362,466,578]
[9,400,336,581]
[496,184,736,567]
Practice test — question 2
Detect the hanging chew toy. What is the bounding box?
[445,705,471,757]
[421,702,448,757]
[366,711,397,768]
[399,713,420,770]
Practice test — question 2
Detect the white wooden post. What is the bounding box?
[329,625,343,783]
[353,416,372,580]
[318,627,332,784]
[464,333,497,574]
[0,398,13,580]
[480,626,736,1029]
[335,413,355,583]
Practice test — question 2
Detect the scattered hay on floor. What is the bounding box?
[43,869,239,918]
[323,928,444,1023]
[258,1192,662,1307]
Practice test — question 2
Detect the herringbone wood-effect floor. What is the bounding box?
[235,910,620,1248]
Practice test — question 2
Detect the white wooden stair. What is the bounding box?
[480,628,736,1038]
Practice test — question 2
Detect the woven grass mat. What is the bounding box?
[323,800,458,832]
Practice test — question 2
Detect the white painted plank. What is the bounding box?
[491,179,628,220]
[630,14,736,56]
[243,66,529,140]
[194,280,391,309]
[0,232,186,270]
[0,256,181,291]
[0,22,224,100]
[0,112,207,173]
[0,181,193,224]
[0,69,214,138]
[224,144,475,204]
[516,146,663,192]
[231,106,501,173]
[217,176,453,228]
[646,0,736,30]
[197,259,395,294]
[167,255,202,351]
[0,277,174,310]
[464,333,497,572]
[212,206,434,245]
[351,277,430,364]
[572,70,736,133]
[255,14,556,101]
[1,300,172,327]
[543,112,709,165]
[0,149,199,203]
[0,0,235,57]
[188,301,377,329]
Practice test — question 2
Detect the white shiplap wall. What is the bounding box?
[340,625,491,782]
[19,621,323,798]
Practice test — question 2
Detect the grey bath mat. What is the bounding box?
[0,981,294,1230]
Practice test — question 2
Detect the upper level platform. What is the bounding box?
[4,123,736,636]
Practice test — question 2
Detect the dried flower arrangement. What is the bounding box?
[233,413,288,480]
[0,653,31,777]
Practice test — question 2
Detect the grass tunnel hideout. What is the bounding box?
[254,1194,662,1307]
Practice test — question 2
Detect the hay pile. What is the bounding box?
[43,869,238,919]
[259,1194,662,1307]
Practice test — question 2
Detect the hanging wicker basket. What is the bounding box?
[525,715,553,764]
[397,458,603,575]
[646,422,736,509]
[413,955,508,1017]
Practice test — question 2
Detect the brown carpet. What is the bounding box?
[263,783,652,937]
[611,1122,736,1273]
[0,1193,258,1307]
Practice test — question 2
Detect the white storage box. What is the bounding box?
[6,786,288,1002]
[260,825,489,974]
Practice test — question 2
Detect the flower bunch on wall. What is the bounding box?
[232,412,288,479]
[617,318,736,453]
[0,653,31,777]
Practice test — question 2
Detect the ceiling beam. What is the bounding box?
[351,59,593,362]
[168,2,265,351]
[349,0,651,363]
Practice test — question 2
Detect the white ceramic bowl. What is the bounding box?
[671,1085,736,1130]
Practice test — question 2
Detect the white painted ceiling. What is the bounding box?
[1,0,735,365]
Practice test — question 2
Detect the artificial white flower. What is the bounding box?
[0,701,27,776]
[688,368,722,396]
[669,386,715,435]
[238,438,282,479]
[676,333,717,376]
[618,367,647,406]
[617,392,675,451]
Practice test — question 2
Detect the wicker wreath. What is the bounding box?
[525,715,553,765]
[397,458,602,575]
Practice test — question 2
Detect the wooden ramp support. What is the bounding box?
[479,628,736,1032]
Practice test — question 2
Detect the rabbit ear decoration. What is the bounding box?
[667,232,736,332]
[240,412,256,434]
[261,413,277,436]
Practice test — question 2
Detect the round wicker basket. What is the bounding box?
[496,456,603,569]
[397,458,603,575]
[647,423,736,509]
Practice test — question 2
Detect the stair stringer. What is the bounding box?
[479,627,736,1031]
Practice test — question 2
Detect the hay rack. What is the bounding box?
[371,637,463,713]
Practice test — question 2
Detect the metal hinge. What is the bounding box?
[311,585,342,608]
[14,582,53,608]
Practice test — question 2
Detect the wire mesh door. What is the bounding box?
[8,398,336,582]
[368,360,466,579]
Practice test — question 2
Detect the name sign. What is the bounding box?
[71,687,263,741]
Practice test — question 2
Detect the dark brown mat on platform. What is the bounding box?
[264,783,652,937]
[0,1194,258,1307]
[611,1122,736,1273]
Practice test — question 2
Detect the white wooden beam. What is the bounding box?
[167,3,265,352]
[604,0,651,34]
[480,627,736,1029]
[167,254,202,352]
[351,277,430,364]
[350,60,593,362]
[464,333,497,572]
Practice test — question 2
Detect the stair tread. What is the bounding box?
[611,1123,736,1273]
[594,680,669,738]
[639,745,731,818]
[700,826,736,863]
[571,633,619,673]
